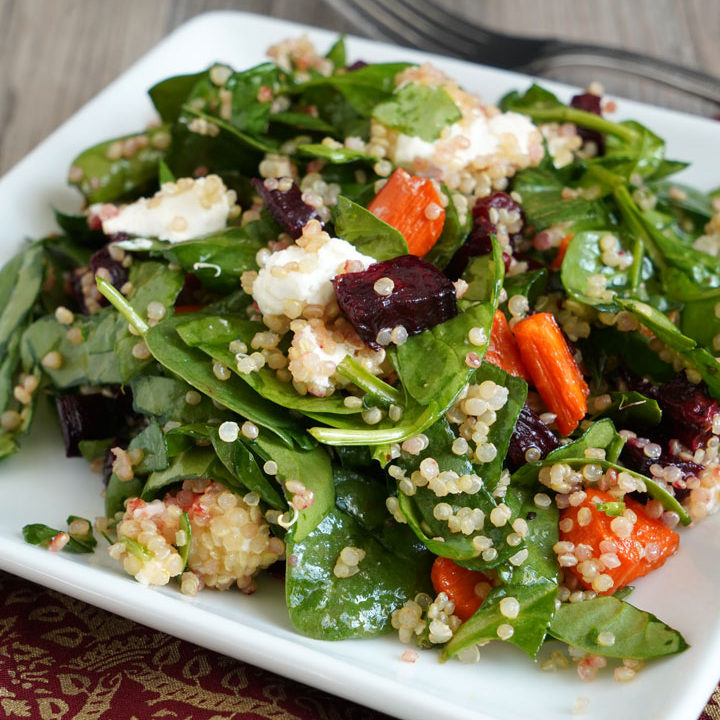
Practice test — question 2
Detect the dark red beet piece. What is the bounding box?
[570,92,605,155]
[621,436,703,504]
[56,393,126,457]
[332,254,457,349]
[620,436,703,482]
[507,404,559,471]
[252,178,321,239]
[655,374,720,451]
[444,192,525,280]
[346,60,368,71]
[72,242,129,313]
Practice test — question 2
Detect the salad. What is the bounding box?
[3,32,720,684]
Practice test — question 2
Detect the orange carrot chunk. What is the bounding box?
[485,310,531,382]
[550,232,574,269]
[559,487,679,595]
[430,556,492,621]
[368,167,445,257]
[512,312,589,436]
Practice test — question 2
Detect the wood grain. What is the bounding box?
[0,0,717,176]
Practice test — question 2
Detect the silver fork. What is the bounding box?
[327,0,720,104]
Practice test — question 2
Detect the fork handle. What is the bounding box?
[525,42,720,104]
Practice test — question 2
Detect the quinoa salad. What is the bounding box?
[4,33,720,685]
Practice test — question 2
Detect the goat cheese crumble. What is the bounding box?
[252,236,376,317]
[102,175,236,243]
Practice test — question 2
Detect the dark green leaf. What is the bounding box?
[325,36,347,69]
[68,125,170,203]
[105,473,144,518]
[285,466,431,639]
[443,579,558,659]
[550,596,688,658]
[333,195,408,260]
[149,71,206,123]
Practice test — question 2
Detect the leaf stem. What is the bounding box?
[95,275,149,335]
[517,106,639,144]
[336,355,402,406]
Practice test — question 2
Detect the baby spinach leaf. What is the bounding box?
[512,168,610,232]
[333,195,408,260]
[395,302,494,410]
[68,125,170,203]
[130,375,230,425]
[650,180,714,221]
[252,431,334,542]
[141,446,228,500]
[285,465,431,640]
[144,317,312,449]
[372,83,461,141]
[0,244,45,357]
[294,63,412,116]
[134,222,273,292]
[460,236,505,308]
[592,390,662,429]
[502,485,559,586]
[561,229,638,311]
[443,579,559,660]
[616,297,720,399]
[270,113,335,133]
[23,517,97,554]
[297,143,373,164]
[176,314,359,416]
[128,421,169,474]
[158,159,176,185]
[325,35,347,69]
[226,63,286,136]
[424,185,471,271]
[395,418,519,571]
[549,596,688,658]
[210,427,285,509]
[502,269,548,310]
[149,70,206,123]
[105,473,144,518]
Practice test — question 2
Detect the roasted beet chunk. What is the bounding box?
[72,243,129,313]
[444,192,525,280]
[507,404,559,471]
[332,254,457,349]
[570,92,605,155]
[620,436,703,483]
[655,374,720,451]
[56,392,127,457]
[252,178,321,239]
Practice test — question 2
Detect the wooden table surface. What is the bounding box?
[0,1,719,719]
[0,0,719,177]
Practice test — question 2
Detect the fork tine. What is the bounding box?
[393,0,497,46]
[349,0,481,58]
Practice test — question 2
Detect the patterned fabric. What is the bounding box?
[0,571,387,720]
[0,569,714,719]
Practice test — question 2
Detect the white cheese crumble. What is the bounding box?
[102,175,235,243]
[392,111,539,172]
[252,236,375,317]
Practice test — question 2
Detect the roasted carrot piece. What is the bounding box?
[559,487,679,595]
[512,312,589,436]
[430,556,492,621]
[550,233,574,269]
[368,168,445,257]
[485,310,531,382]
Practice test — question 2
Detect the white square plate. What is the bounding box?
[1,11,719,720]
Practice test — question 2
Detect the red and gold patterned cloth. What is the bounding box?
[0,569,715,720]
